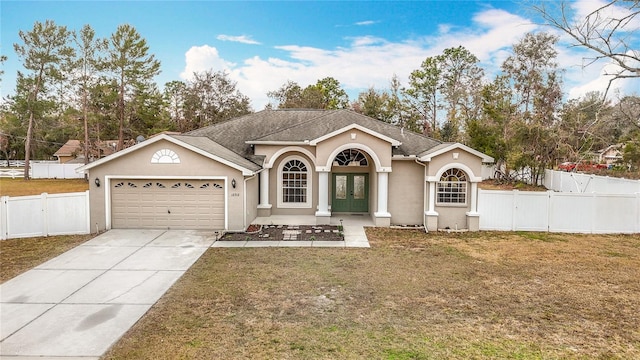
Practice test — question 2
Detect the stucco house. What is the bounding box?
[77,109,493,232]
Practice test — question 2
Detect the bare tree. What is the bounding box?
[533,0,639,98]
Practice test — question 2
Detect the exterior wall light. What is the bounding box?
[94,177,101,187]
[231,178,236,189]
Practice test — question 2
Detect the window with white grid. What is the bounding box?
[437,168,467,205]
[278,156,312,208]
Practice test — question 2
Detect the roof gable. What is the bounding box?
[76,134,259,175]
[311,124,401,146]
[419,143,494,163]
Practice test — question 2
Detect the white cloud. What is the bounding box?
[216,34,261,45]
[355,20,377,26]
[180,45,234,80]
[180,6,637,110]
[437,24,453,34]
[565,50,640,100]
[571,0,640,29]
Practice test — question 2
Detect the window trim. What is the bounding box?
[333,149,368,167]
[436,168,468,206]
[277,155,313,209]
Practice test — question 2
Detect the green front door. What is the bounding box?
[332,174,369,212]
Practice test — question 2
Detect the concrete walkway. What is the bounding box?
[0,229,216,359]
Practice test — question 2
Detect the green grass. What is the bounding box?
[516,231,567,242]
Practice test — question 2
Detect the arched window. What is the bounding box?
[151,149,180,164]
[278,156,312,208]
[437,168,467,204]
[333,149,368,166]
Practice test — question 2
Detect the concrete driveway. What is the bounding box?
[0,229,217,359]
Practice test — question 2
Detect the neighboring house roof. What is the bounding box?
[598,143,624,157]
[53,140,81,157]
[187,109,443,161]
[54,139,123,160]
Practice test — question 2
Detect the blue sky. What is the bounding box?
[1,1,638,109]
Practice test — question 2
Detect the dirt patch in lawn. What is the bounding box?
[0,234,94,283]
[103,229,640,359]
[221,225,343,241]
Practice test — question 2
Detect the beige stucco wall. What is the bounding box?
[427,149,482,179]
[433,175,471,230]
[255,144,317,168]
[268,151,318,215]
[315,129,392,169]
[256,130,395,218]
[434,206,468,230]
[245,175,259,227]
[428,148,485,230]
[86,139,247,232]
[389,160,425,225]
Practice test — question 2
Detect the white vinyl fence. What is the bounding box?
[0,191,90,240]
[0,161,84,179]
[479,189,640,233]
[544,169,640,194]
[0,168,25,179]
[31,162,84,179]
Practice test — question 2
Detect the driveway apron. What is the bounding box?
[0,229,216,359]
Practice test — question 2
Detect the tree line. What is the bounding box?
[1,13,638,181]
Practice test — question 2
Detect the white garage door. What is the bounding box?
[111,179,225,230]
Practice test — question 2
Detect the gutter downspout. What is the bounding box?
[415,158,428,233]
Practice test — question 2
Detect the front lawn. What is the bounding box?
[103,229,640,359]
[0,178,89,197]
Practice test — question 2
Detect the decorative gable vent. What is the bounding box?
[151,149,180,164]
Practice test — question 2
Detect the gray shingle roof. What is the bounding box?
[186,109,325,165]
[184,109,442,168]
[170,135,262,172]
[249,110,442,156]
[417,143,453,158]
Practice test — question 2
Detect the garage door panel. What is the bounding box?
[111,179,225,230]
